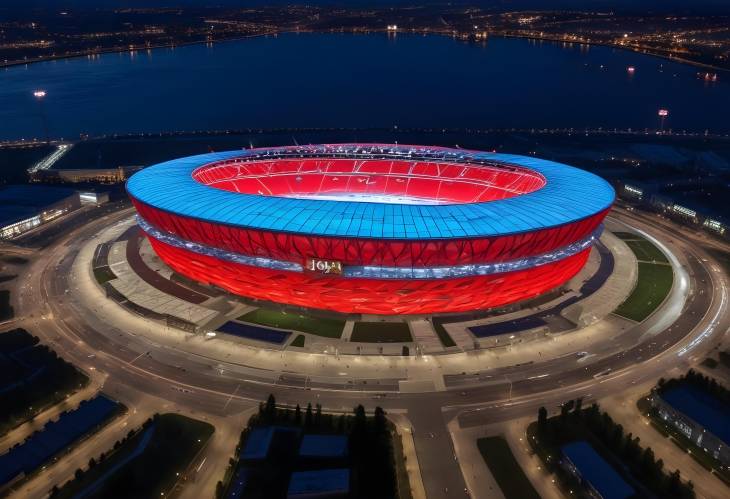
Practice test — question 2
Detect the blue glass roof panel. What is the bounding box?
[127,145,614,240]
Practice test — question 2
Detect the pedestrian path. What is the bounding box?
[410,319,444,353]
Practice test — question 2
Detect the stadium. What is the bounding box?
[126,144,614,315]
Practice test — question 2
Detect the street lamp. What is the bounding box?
[658,108,669,133]
[33,89,49,143]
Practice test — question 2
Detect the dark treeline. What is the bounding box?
[534,399,695,499]
[657,369,730,405]
[0,328,88,435]
[217,395,398,499]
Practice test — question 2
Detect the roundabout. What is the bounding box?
[9,161,730,498]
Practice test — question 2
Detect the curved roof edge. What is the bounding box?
[127,144,615,240]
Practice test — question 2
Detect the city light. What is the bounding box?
[33,90,47,98]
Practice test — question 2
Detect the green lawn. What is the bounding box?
[612,231,641,241]
[350,322,412,343]
[0,290,13,321]
[477,437,540,499]
[239,309,344,339]
[431,321,457,348]
[625,240,669,263]
[614,262,673,322]
[54,413,214,499]
[701,357,718,369]
[93,266,117,285]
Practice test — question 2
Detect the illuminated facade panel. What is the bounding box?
[127,144,614,315]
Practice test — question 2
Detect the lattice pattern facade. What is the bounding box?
[127,145,614,315]
[149,236,591,315]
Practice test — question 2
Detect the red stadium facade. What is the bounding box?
[127,145,614,315]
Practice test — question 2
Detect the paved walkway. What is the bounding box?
[562,229,637,326]
[411,319,444,354]
[108,240,218,325]
[388,413,427,499]
[501,419,562,499]
[447,420,504,499]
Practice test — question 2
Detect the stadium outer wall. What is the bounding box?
[147,236,592,315]
[126,145,614,316]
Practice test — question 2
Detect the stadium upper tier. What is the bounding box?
[127,144,614,241]
[191,158,546,205]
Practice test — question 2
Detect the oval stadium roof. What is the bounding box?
[126,144,615,240]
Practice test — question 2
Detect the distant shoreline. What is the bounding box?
[3,126,730,149]
[498,32,728,73]
[1,29,727,74]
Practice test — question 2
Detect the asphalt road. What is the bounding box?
[5,204,730,499]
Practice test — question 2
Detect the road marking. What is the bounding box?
[223,384,240,410]
[129,351,146,365]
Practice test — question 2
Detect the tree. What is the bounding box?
[49,485,60,497]
[574,397,583,414]
[74,468,84,480]
[265,394,276,421]
[560,400,574,421]
[294,404,302,424]
[337,413,346,433]
[215,480,224,499]
[374,406,387,434]
[666,469,682,496]
[537,406,548,434]
[351,404,368,451]
[315,403,322,427]
[640,447,656,475]
[88,457,97,469]
[305,402,313,427]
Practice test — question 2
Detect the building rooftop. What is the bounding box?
[287,468,349,498]
[299,434,349,458]
[561,441,635,499]
[661,384,730,445]
[127,144,614,240]
[0,185,76,227]
[239,427,274,460]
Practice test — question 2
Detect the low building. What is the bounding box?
[31,165,142,184]
[78,191,110,205]
[0,185,80,240]
[560,441,635,499]
[287,468,349,499]
[239,427,274,461]
[649,384,730,466]
[298,434,348,459]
